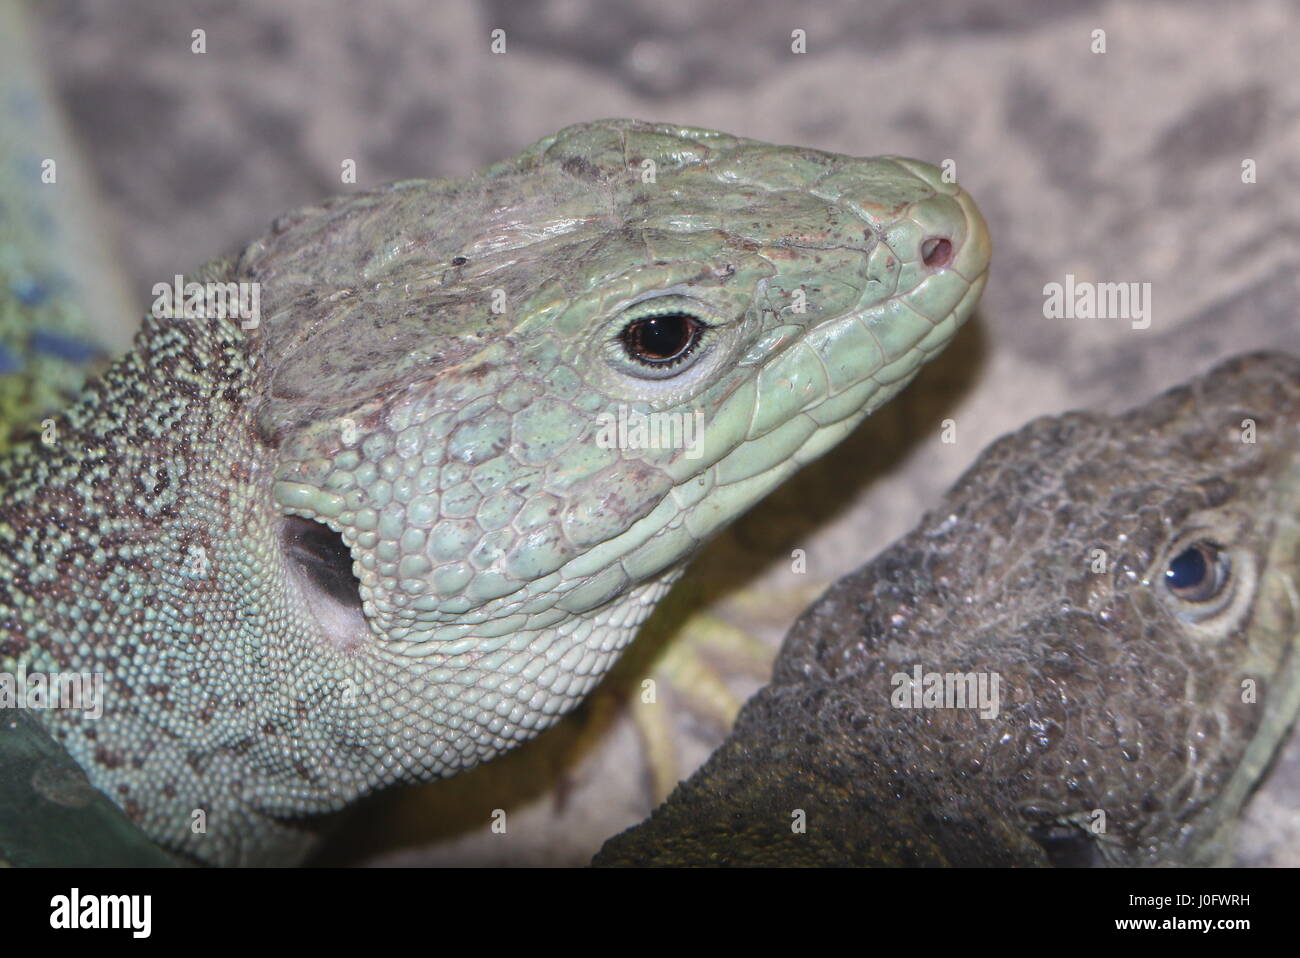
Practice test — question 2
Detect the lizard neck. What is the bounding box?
[0,311,320,862]
[0,310,683,863]
[0,311,255,657]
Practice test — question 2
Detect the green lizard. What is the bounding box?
[0,108,990,862]
[596,352,1300,866]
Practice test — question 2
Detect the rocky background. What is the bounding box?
[30,0,1300,865]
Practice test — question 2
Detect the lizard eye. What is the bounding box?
[1163,540,1229,605]
[601,294,727,387]
[1150,510,1256,634]
[1153,528,1254,630]
[620,312,705,368]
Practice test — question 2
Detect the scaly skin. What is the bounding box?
[0,118,990,864]
[596,352,1300,867]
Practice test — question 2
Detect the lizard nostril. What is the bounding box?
[1028,824,1104,867]
[922,237,953,269]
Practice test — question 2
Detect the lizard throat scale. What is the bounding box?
[0,119,990,864]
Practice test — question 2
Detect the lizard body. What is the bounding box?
[0,118,989,864]
[0,0,134,453]
[596,352,1300,866]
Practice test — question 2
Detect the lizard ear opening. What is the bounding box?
[281,516,370,652]
[282,516,362,608]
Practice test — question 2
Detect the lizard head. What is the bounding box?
[233,119,990,792]
[758,351,1300,866]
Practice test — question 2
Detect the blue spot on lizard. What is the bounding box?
[29,328,104,365]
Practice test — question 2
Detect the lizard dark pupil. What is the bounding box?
[1164,542,1224,602]
[622,313,702,365]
